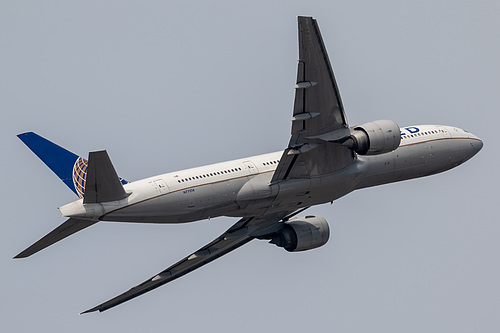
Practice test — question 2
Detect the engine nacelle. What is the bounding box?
[268,216,330,252]
[344,120,401,155]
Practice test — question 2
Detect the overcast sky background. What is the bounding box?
[1,1,499,332]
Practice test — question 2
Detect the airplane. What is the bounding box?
[14,16,483,314]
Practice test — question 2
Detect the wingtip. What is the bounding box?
[13,252,29,259]
[79,308,99,315]
[13,246,37,259]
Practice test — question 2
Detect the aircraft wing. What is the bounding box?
[81,212,293,314]
[272,16,354,182]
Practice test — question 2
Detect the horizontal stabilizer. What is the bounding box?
[14,218,97,259]
[83,150,129,204]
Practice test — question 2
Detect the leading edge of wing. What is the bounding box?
[271,16,354,183]
[80,213,292,314]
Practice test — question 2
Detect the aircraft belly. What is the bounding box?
[239,168,360,216]
[101,194,181,223]
[102,178,248,223]
[207,178,248,214]
[355,138,477,189]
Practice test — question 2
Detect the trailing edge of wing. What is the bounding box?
[81,228,253,314]
[80,211,298,314]
[83,150,129,204]
[14,218,97,259]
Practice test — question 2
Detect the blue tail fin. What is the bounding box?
[18,132,128,198]
[18,132,87,197]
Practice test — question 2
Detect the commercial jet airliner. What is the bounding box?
[15,17,482,314]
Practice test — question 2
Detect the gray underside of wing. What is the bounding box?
[272,16,355,183]
[80,212,295,314]
[81,234,253,314]
[14,218,98,259]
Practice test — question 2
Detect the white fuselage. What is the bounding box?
[59,125,482,223]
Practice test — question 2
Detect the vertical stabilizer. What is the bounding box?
[18,132,84,197]
[18,132,128,198]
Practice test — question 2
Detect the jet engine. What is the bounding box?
[343,120,401,155]
[263,216,330,252]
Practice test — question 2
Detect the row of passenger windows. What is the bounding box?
[177,167,243,183]
[401,129,443,139]
[263,160,279,166]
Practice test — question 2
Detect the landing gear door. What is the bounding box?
[243,161,259,175]
[153,179,170,194]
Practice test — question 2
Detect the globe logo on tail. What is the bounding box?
[72,157,88,199]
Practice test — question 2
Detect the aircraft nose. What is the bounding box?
[470,134,483,153]
[449,133,482,167]
[476,138,483,151]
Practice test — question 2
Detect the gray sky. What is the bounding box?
[1,1,498,332]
